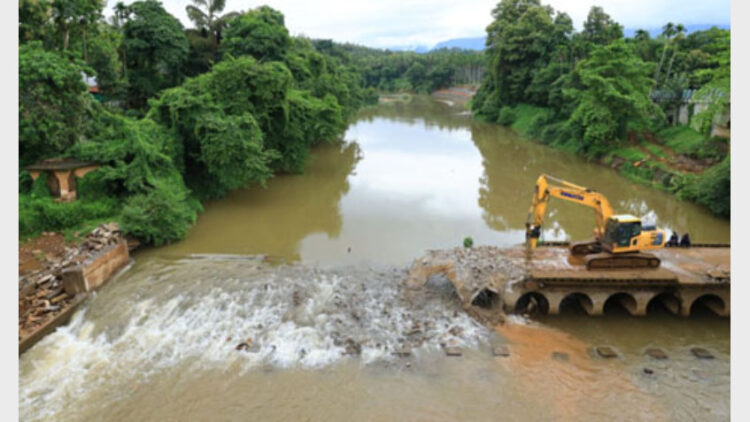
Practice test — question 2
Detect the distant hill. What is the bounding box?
[624,23,730,38]
[381,23,729,53]
[431,37,486,51]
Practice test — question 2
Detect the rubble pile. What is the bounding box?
[18,223,124,342]
[406,246,529,325]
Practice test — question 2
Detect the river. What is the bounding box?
[19,96,730,421]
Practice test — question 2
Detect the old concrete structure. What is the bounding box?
[408,245,729,319]
[505,246,730,317]
[26,159,99,201]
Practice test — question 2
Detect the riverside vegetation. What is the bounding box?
[470,0,730,218]
[19,0,730,247]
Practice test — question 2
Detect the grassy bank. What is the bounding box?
[488,103,730,218]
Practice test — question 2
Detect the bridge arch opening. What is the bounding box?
[603,292,638,316]
[689,294,726,317]
[471,288,500,309]
[559,292,594,315]
[515,292,549,316]
[647,293,681,316]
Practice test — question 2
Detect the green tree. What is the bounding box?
[50,0,104,56]
[122,0,189,109]
[479,0,562,112]
[654,22,677,83]
[185,0,238,48]
[220,6,291,61]
[563,41,663,156]
[19,0,52,44]
[19,42,89,164]
[580,6,623,46]
[86,23,125,96]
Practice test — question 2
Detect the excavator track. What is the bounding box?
[584,252,661,270]
[570,240,602,256]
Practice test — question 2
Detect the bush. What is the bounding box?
[19,171,33,194]
[120,179,202,246]
[678,156,730,217]
[362,87,380,105]
[463,236,474,248]
[497,106,517,126]
[619,162,654,185]
[19,195,119,237]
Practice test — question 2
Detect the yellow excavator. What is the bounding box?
[525,174,666,270]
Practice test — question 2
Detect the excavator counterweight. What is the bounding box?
[525,174,666,270]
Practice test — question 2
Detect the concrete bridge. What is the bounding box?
[505,281,729,317]
[407,245,729,319]
[506,246,730,317]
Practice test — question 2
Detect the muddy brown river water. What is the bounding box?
[19,96,730,421]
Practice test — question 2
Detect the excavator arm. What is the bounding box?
[525,174,614,250]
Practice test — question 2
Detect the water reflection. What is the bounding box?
[140,142,362,261]
[141,96,729,265]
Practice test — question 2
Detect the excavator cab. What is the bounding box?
[600,215,665,254]
[602,216,641,249]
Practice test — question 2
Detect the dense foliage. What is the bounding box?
[473,0,730,216]
[19,42,90,165]
[16,0,732,245]
[18,2,370,242]
[121,0,190,109]
[343,46,485,93]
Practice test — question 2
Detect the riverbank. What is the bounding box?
[18,223,131,353]
[426,88,729,219]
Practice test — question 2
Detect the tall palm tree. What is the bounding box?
[654,22,677,83]
[114,2,130,77]
[185,0,238,48]
[663,24,686,84]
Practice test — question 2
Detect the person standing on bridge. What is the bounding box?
[680,233,691,247]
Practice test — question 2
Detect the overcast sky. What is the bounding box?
[109,0,731,49]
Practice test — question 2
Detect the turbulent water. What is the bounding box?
[19,96,730,421]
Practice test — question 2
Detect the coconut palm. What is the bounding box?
[185,0,238,47]
[663,24,686,84]
[654,22,677,83]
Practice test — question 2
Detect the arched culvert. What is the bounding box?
[515,292,549,316]
[647,293,681,315]
[559,293,594,315]
[471,288,499,309]
[603,293,638,316]
[689,294,726,317]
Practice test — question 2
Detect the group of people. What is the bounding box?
[667,231,691,247]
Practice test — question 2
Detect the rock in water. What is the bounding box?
[444,347,462,357]
[645,348,668,360]
[492,345,510,357]
[595,346,618,358]
[551,351,569,362]
[691,347,714,359]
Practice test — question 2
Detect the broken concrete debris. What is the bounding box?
[595,346,619,359]
[646,348,668,360]
[19,223,127,352]
[691,347,714,360]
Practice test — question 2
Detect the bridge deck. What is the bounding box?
[526,246,729,286]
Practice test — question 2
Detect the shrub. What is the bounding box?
[678,156,730,217]
[19,195,119,237]
[120,178,202,246]
[497,106,517,126]
[463,236,474,248]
